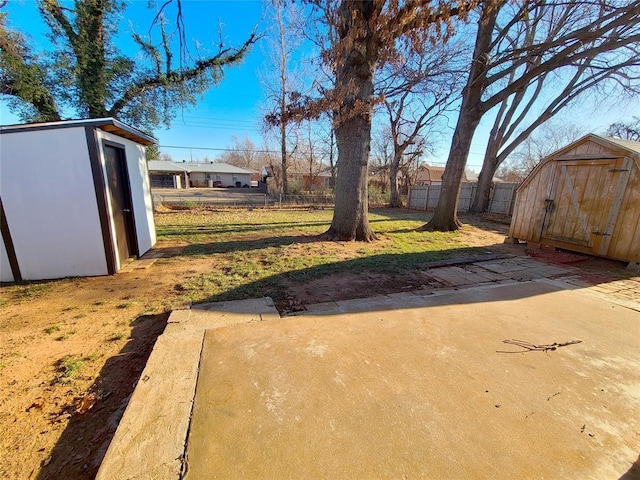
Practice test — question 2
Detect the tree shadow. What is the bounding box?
[157,214,421,239]
[157,220,331,238]
[619,454,640,480]
[180,234,321,255]
[192,246,511,309]
[36,312,169,480]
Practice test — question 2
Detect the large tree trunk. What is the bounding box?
[472,159,498,213]
[324,114,376,240]
[425,110,482,230]
[322,0,378,241]
[471,138,500,213]
[388,159,401,208]
[424,3,498,231]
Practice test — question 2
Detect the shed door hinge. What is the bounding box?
[608,168,629,173]
[592,231,611,236]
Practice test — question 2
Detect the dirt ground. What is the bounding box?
[0,214,634,480]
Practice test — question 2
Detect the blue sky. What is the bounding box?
[1,0,268,159]
[1,0,639,169]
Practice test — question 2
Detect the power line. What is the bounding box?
[166,122,263,132]
[157,144,484,168]
[159,144,273,153]
[178,115,260,125]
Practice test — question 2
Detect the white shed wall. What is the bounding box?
[96,131,156,267]
[0,127,108,279]
[0,234,13,282]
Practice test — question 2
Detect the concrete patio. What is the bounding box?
[97,275,640,479]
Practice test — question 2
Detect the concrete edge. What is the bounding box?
[299,274,639,317]
[540,278,640,313]
[96,297,279,480]
[295,281,526,316]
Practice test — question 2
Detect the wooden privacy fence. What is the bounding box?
[408,182,519,215]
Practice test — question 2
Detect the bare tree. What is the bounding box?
[469,3,640,213]
[497,119,588,181]
[299,121,326,192]
[426,1,640,231]
[262,0,306,194]
[378,45,463,207]
[314,112,338,190]
[370,127,393,193]
[218,135,263,170]
[606,117,640,141]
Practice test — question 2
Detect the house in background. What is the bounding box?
[0,118,157,281]
[267,165,332,193]
[465,171,504,184]
[185,162,253,188]
[415,165,467,186]
[147,160,188,188]
[147,161,254,188]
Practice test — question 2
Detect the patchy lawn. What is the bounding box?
[0,206,516,479]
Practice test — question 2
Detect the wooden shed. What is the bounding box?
[0,118,157,281]
[509,134,640,267]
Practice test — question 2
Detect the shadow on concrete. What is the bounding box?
[619,454,640,480]
[36,312,169,480]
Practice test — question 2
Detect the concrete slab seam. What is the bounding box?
[536,278,640,313]
[178,331,207,480]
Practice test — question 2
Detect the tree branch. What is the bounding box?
[40,0,78,47]
[108,34,256,116]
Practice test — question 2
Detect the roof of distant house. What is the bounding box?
[465,171,503,183]
[416,165,467,183]
[147,160,189,173]
[147,160,254,175]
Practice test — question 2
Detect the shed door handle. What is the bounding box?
[544,199,554,212]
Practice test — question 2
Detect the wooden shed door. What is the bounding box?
[104,145,138,264]
[540,158,630,255]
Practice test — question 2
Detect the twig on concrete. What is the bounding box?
[497,339,582,353]
[547,391,561,401]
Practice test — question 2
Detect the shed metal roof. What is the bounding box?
[0,118,157,146]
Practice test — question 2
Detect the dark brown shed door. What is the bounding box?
[104,145,138,263]
[540,158,629,255]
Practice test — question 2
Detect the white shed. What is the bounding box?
[0,118,157,281]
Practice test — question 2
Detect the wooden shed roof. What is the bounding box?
[599,136,640,156]
[545,134,640,161]
[519,134,640,192]
[0,118,157,146]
